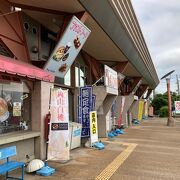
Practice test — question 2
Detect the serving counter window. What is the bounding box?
[0,80,31,134]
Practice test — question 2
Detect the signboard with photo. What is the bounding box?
[175,101,180,114]
[44,16,91,77]
[48,88,69,161]
[104,65,118,95]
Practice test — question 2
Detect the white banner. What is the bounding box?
[90,111,98,146]
[175,101,180,114]
[104,65,118,95]
[48,88,69,161]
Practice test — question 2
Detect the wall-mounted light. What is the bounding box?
[0,6,22,17]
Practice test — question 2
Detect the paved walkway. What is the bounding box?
[111,118,180,180]
[2,117,180,180]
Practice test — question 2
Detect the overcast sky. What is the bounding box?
[131,0,180,94]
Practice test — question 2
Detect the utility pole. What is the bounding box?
[166,78,174,126]
[161,70,175,126]
[176,74,180,95]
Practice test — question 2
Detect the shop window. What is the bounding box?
[75,63,87,87]
[0,80,31,134]
[64,69,71,86]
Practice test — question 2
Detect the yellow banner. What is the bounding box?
[138,101,144,121]
[90,111,98,145]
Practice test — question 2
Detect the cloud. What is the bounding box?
[131,0,180,93]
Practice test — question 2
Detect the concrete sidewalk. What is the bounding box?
[2,117,180,180]
[112,118,180,180]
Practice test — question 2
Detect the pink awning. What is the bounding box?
[0,55,54,82]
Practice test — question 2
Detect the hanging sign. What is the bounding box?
[90,111,98,145]
[175,101,180,114]
[104,65,118,95]
[44,16,91,77]
[138,100,144,121]
[48,88,69,161]
[13,102,21,117]
[79,87,92,137]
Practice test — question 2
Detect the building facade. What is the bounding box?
[0,0,159,161]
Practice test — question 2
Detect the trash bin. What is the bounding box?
[69,122,82,150]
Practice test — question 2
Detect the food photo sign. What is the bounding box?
[44,16,91,77]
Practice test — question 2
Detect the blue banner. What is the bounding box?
[79,87,92,137]
[92,95,96,111]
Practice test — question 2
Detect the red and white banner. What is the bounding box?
[118,96,125,127]
[48,88,69,161]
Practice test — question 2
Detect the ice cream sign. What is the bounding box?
[44,16,91,78]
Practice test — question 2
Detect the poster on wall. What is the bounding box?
[90,111,98,146]
[44,16,91,77]
[48,88,69,161]
[117,96,125,127]
[78,87,93,137]
[13,102,21,117]
[175,101,180,114]
[138,100,144,121]
[0,97,9,122]
[104,65,118,95]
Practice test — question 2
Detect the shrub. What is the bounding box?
[159,106,168,117]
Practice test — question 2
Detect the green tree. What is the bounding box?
[151,94,168,115]
[152,92,180,116]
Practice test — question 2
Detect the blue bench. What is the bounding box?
[0,146,25,180]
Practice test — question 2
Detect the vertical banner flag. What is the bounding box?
[175,101,180,114]
[44,16,91,77]
[48,88,69,161]
[118,96,125,127]
[138,100,144,121]
[90,111,98,146]
[92,95,96,111]
[144,101,148,117]
[78,87,93,137]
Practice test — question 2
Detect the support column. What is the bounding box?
[135,84,149,99]
[32,81,53,160]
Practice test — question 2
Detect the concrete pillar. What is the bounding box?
[97,94,117,137]
[115,94,137,127]
[31,81,53,160]
[131,99,145,121]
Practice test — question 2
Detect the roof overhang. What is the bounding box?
[78,0,159,89]
[0,55,54,82]
[8,0,158,88]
